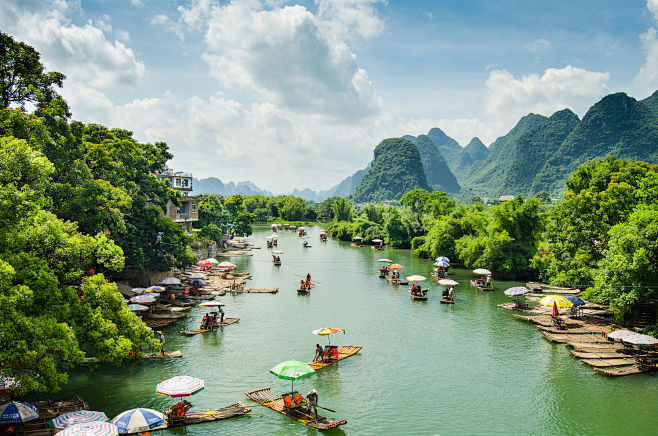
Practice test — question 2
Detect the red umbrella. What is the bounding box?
[196,260,212,266]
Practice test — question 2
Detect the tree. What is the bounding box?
[384,209,409,248]
[196,194,228,234]
[332,198,352,222]
[0,32,66,109]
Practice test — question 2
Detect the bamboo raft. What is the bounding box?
[307,345,362,370]
[298,283,315,294]
[143,402,250,433]
[149,313,186,319]
[145,318,179,328]
[470,280,494,291]
[217,287,278,295]
[440,297,455,304]
[408,289,428,300]
[245,387,347,430]
[594,365,652,376]
[180,318,240,335]
[84,350,182,363]
[386,276,408,285]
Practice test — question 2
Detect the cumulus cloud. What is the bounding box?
[0,0,145,89]
[633,2,658,92]
[485,66,609,124]
[649,0,658,20]
[201,0,382,119]
[315,0,386,41]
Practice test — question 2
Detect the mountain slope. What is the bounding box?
[533,92,658,195]
[641,89,658,117]
[414,134,460,193]
[352,138,430,202]
[427,127,463,172]
[464,137,489,161]
[462,113,547,194]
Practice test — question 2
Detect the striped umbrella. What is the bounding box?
[129,295,157,304]
[187,273,208,280]
[0,377,17,394]
[504,287,531,297]
[198,301,224,307]
[126,304,149,312]
[160,277,182,286]
[406,275,427,282]
[435,256,450,263]
[131,288,147,294]
[110,409,164,434]
[473,268,492,275]
[312,327,346,345]
[156,376,205,398]
[0,401,39,424]
[377,258,392,263]
[389,264,404,270]
[217,261,236,268]
[58,422,118,436]
[433,260,449,267]
[205,258,220,266]
[146,286,165,292]
[607,330,658,345]
[438,279,459,286]
[52,411,109,429]
[196,259,212,266]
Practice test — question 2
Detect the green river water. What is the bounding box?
[43,225,658,435]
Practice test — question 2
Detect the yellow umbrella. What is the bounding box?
[539,295,573,309]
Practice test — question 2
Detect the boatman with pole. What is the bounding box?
[306,389,318,417]
[158,331,165,355]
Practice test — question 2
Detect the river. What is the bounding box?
[45,225,658,435]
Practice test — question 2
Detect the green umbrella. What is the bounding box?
[205,258,220,266]
[269,360,315,393]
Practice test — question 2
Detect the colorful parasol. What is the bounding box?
[0,401,39,424]
[433,260,449,268]
[312,327,346,345]
[406,275,427,282]
[504,287,531,297]
[110,409,164,434]
[160,277,182,286]
[186,273,208,280]
[129,295,157,304]
[607,330,658,345]
[539,295,573,309]
[156,376,204,398]
[127,304,149,312]
[389,264,404,270]
[217,261,236,269]
[438,279,459,286]
[58,422,118,436]
[52,411,109,429]
[352,236,363,240]
[0,377,17,394]
[371,239,383,243]
[472,268,492,275]
[146,286,165,292]
[196,259,212,266]
[198,301,224,307]
[131,288,147,294]
[205,258,220,266]
[566,296,586,307]
[269,360,315,392]
[435,256,450,263]
[377,258,392,263]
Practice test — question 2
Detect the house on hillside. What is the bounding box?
[154,169,198,234]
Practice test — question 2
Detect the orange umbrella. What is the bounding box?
[389,264,404,270]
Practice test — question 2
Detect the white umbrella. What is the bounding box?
[272,250,283,254]
[377,258,392,262]
[406,275,427,282]
[607,330,658,345]
[472,268,492,275]
[438,279,459,286]
[110,409,164,434]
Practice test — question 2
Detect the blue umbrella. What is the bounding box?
[110,409,164,434]
[187,273,208,280]
[160,277,182,286]
[435,256,450,263]
[504,287,531,296]
[433,260,449,268]
[146,286,165,292]
[127,304,149,312]
[566,296,586,307]
[129,295,157,304]
[0,401,39,424]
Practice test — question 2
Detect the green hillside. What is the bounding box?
[461,113,547,195]
[641,89,658,117]
[414,134,460,193]
[352,138,430,202]
[532,92,658,195]
[427,127,463,172]
[464,137,489,161]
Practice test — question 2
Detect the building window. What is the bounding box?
[175,178,182,187]
[182,179,189,188]
[191,202,197,213]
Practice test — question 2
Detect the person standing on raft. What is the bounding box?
[314,344,324,362]
[158,331,165,355]
[306,389,318,417]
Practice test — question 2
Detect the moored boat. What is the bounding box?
[245,387,346,430]
[179,318,240,335]
[307,345,362,370]
[145,402,250,433]
[408,288,428,300]
[470,280,495,291]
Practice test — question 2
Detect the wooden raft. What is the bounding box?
[217,287,278,295]
[143,402,250,433]
[308,345,362,370]
[14,395,89,435]
[408,289,428,300]
[180,318,240,335]
[245,387,346,430]
[84,350,182,363]
[470,280,494,291]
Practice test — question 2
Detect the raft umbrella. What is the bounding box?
[438,279,459,286]
[217,261,236,269]
[205,258,220,266]
[352,236,363,240]
[371,239,383,243]
[0,377,17,394]
[270,360,315,393]
[406,275,427,282]
[129,295,157,304]
[504,287,530,297]
[52,411,109,429]
[160,277,182,286]
[127,304,149,312]
[0,401,39,424]
[607,330,658,345]
[58,422,118,436]
[110,409,164,434]
[198,301,224,307]
[433,261,449,268]
[131,288,147,294]
[312,328,346,345]
[377,258,392,263]
[156,376,204,398]
[196,259,212,266]
[566,296,586,307]
[435,256,450,263]
[472,268,492,275]
[539,295,573,309]
[389,264,404,270]
[146,286,165,292]
[187,273,208,280]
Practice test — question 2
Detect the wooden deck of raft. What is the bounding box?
[307,345,362,370]
[142,402,250,433]
[513,314,658,376]
[180,318,240,335]
[245,387,346,430]
[13,396,89,435]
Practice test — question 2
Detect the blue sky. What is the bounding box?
[2,1,658,192]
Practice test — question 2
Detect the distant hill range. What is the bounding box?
[195,90,658,202]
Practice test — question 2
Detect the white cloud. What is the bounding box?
[315,0,386,41]
[649,0,658,20]
[633,2,658,92]
[201,0,382,119]
[150,13,185,40]
[485,66,609,125]
[0,1,145,89]
[130,0,144,7]
[425,11,433,20]
[115,29,131,43]
[529,38,551,53]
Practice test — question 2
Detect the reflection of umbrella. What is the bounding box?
[196,259,212,266]
[217,262,236,268]
[110,409,164,434]
[389,264,404,270]
[156,376,204,398]
[435,256,450,263]
[377,258,392,263]
[566,296,586,307]
[52,411,109,429]
[301,235,310,239]
[0,401,39,424]
[198,301,224,307]
[129,295,157,304]
[312,327,346,345]
[539,295,573,309]
[504,287,530,297]
[269,234,279,239]
[269,360,315,393]
[127,304,149,312]
[433,261,449,267]
[59,422,118,436]
[607,330,658,345]
[160,277,182,286]
[272,250,283,254]
[406,275,427,282]
[353,236,363,240]
[146,286,165,292]
[473,268,492,275]
[438,279,459,286]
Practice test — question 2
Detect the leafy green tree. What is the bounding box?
[384,209,409,248]
[317,197,337,221]
[235,212,256,236]
[199,224,223,243]
[196,194,228,234]
[332,197,353,222]
[224,194,246,217]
